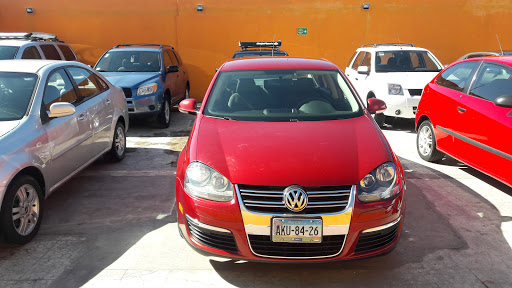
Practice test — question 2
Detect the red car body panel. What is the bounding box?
[177,57,406,262]
[416,57,512,187]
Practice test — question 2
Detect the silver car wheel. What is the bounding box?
[115,126,126,156]
[418,125,433,156]
[12,184,39,236]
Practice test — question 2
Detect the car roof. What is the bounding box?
[0,40,34,47]
[108,47,161,52]
[221,57,339,71]
[358,46,429,52]
[0,60,68,73]
[461,55,512,65]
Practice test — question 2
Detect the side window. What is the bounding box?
[93,74,109,92]
[44,69,78,110]
[361,52,372,70]
[57,44,77,61]
[163,51,173,70]
[351,52,364,70]
[40,44,62,60]
[170,51,180,66]
[347,52,357,68]
[469,63,512,102]
[21,46,42,59]
[436,62,477,92]
[67,67,100,98]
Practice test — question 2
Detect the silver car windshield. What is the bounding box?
[204,69,363,121]
[0,46,19,60]
[95,51,161,72]
[0,72,38,121]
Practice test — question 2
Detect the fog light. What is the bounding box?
[149,105,156,111]
[395,110,401,115]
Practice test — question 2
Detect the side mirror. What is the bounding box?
[357,66,370,75]
[367,98,387,114]
[167,65,179,73]
[48,102,76,118]
[494,94,512,108]
[179,98,198,115]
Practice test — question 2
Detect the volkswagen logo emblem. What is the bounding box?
[283,185,308,212]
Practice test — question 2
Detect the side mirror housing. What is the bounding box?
[179,98,198,115]
[367,98,387,114]
[48,102,76,118]
[494,94,512,108]
[167,65,179,73]
[357,66,370,75]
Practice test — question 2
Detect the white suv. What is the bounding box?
[345,44,443,126]
[0,32,78,61]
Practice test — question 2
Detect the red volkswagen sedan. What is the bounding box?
[416,57,512,187]
[176,57,406,262]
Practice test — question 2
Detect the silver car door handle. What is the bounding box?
[105,99,112,105]
[78,112,87,121]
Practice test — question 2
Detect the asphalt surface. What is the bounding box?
[0,112,510,288]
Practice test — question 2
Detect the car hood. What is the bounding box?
[380,72,439,89]
[194,115,393,187]
[101,72,160,88]
[0,120,20,138]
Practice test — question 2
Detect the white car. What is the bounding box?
[0,32,78,61]
[345,44,443,126]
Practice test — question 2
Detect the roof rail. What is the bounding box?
[0,32,61,42]
[239,41,282,51]
[114,43,173,49]
[361,43,415,48]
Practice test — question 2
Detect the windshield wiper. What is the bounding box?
[207,115,232,120]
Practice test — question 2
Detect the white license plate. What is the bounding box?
[272,218,322,243]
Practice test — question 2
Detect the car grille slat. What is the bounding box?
[354,220,400,254]
[248,235,345,258]
[408,89,422,96]
[238,184,352,214]
[187,218,238,253]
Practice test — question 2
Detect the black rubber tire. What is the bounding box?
[0,175,43,245]
[417,120,444,162]
[107,121,126,162]
[374,113,386,128]
[157,97,171,128]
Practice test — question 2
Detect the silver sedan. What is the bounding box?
[0,60,129,244]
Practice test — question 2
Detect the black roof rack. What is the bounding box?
[361,43,415,48]
[0,32,62,42]
[114,43,174,49]
[239,41,282,51]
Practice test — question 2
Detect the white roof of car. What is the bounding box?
[0,60,63,73]
[0,40,32,47]
[359,46,429,52]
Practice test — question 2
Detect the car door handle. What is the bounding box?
[105,99,111,105]
[355,78,358,81]
[78,112,87,121]
[457,107,466,113]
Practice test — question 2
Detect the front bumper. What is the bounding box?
[381,92,421,119]
[176,181,405,262]
[123,88,163,115]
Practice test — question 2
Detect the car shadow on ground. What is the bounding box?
[380,117,416,133]
[207,157,511,287]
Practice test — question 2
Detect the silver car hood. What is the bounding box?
[0,120,20,138]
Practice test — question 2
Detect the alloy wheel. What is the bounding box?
[12,184,39,236]
[418,125,433,156]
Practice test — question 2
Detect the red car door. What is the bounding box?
[457,61,512,184]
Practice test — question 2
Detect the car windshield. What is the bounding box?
[233,51,288,59]
[0,46,19,60]
[0,72,38,121]
[375,50,442,72]
[203,69,363,121]
[95,50,161,72]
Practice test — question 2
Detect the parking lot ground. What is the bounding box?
[0,114,510,288]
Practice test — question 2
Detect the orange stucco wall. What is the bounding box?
[1,0,512,100]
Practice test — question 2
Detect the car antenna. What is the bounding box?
[397,32,402,49]
[272,34,275,57]
[496,34,504,57]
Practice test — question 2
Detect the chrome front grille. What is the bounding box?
[237,185,352,214]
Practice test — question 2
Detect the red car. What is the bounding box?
[176,57,406,262]
[416,57,512,187]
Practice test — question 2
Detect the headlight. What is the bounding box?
[184,162,234,202]
[357,162,401,202]
[137,83,158,96]
[388,83,403,95]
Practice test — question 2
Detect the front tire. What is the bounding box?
[417,120,444,162]
[108,121,126,162]
[157,97,171,128]
[0,175,43,245]
[374,113,386,128]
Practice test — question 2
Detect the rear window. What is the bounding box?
[57,44,76,61]
[21,46,42,59]
[40,44,62,60]
[204,69,362,122]
[0,46,19,60]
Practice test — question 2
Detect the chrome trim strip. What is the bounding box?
[185,214,232,234]
[236,184,355,259]
[362,216,402,233]
[437,125,512,161]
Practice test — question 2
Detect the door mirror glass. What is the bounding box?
[48,102,76,118]
[367,98,387,114]
[179,98,198,115]
[167,65,179,73]
[494,94,512,108]
[357,66,370,75]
